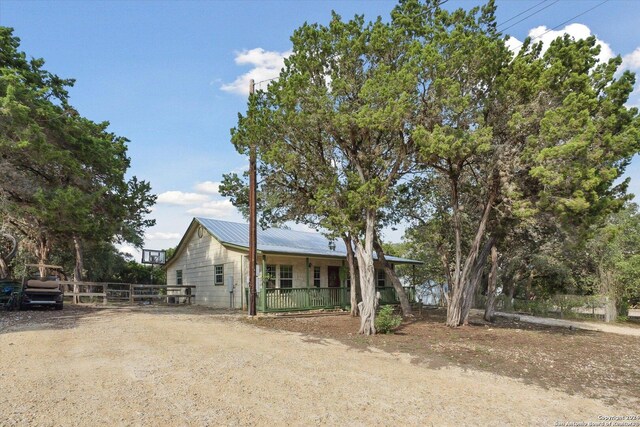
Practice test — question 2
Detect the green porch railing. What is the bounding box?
[245,286,415,313]
[378,286,416,305]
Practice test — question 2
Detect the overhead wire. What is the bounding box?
[498,0,551,28]
[527,0,610,43]
[499,0,561,32]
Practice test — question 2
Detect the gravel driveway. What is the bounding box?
[0,306,633,426]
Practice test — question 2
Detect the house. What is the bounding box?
[164,218,421,312]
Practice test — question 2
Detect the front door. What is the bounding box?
[327,266,341,288]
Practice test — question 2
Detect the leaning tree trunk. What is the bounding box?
[448,237,495,326]
[342,234,360,317]
[355,210,377,335]
[484,243,498,322]
[0,233,18,279]
[373,235,412,317]
[445,168,498,327]
[73,235,85,304]
[462,238,494,325]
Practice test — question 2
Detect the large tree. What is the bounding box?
[228,12,416,334]
[0,27,156,277]
[397,0,639,326]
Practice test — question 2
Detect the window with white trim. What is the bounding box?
[313,266,321,287]
[176,270,183,285]
[214,265,224,285]
[280,265,293,288]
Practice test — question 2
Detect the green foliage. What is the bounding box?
[222,1,639,328]
[586,203,640,311]
[375,305,402,334]
[0,27,156,272]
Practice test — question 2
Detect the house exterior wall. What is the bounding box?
[167,226,391,309]
[258,255,345,289]
[166,227,244,308]
[257,255,388,289]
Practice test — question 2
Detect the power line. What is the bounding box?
[528,0,609,43]
[254,76,279,87]
[498,0,550,28]
[510,0,610,51]
[499,0,561,32]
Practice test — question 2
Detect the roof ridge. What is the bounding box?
[196,217,325,237]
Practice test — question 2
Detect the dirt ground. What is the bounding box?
[1,305,638,426]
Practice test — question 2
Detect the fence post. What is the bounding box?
[103,283,108,304]
[129,283,134,304]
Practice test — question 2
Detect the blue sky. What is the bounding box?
[2,0,640,257]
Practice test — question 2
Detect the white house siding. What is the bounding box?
[256,255,389,288]
[167,227,392,309]
[257,255,343,289]
[167,228,244,309]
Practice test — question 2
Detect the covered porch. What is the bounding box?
[246,286,416,313]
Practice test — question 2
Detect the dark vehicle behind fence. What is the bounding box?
[6,264,65,310]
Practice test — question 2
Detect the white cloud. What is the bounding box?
[505,35,523,55]
[622,47,640,71]
[527,23,614,64]
[157,191,210,206]
[187,199,237,218]
[221,47,291,95]
[116,243,139,260]
[145,232,181,240]
[194,180,220,195]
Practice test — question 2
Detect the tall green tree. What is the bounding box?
[228,12,416,334]
[397,0,639,326]
[586,203,640,321]
[0,27,156,276]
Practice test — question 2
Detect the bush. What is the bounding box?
[375,305,402,334]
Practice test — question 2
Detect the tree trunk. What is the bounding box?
[525,268,534,300]
[342,234,360,317]
[445,167,498,327]
[35,232,49,278]
[501,270,519,311]
[447,237,495,326]
[484,243,498,322]
[354,210,377,335]
[373,235,412,317]
[73,235,84,304]
[0,233,18,279]
[599,267,617,323]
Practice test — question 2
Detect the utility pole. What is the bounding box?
[248,79,257,316]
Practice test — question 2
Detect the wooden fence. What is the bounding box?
[58,281,196,305]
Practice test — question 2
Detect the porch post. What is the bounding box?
[261,255,267,312]
[306,257,310,288]
[305,257,310,309]
[340,260,347,308]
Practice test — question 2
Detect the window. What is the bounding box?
[265,264,276,289]
[377,270,386,287]
[215,265,224,285]
[313,266,321,287]
[176,270,183,285]
[280,265,293,288]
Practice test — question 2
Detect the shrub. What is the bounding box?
[375,305,402,334]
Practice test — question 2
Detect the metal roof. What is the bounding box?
[196,217,422,264]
